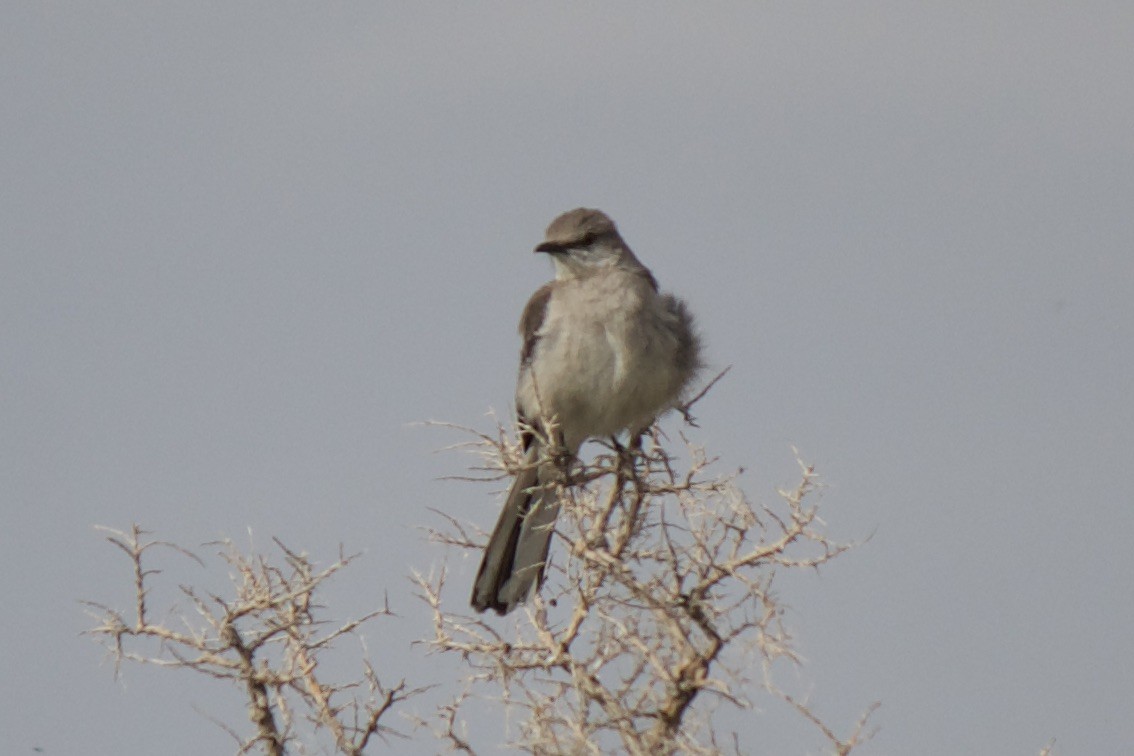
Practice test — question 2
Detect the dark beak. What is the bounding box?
[534,241,566,254]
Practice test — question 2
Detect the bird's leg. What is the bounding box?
[610,431,644,456]
[608,435,626,463]
[546,426,576,486]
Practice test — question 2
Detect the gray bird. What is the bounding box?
[471,208,702,615]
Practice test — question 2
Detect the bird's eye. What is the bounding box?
[576,233,596,247]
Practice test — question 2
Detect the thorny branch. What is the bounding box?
[86,527,424,755]
[86,381,883,753]
[417,417,878,755]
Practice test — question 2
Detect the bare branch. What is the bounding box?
[87,530,421,755]
[423,421,873,755]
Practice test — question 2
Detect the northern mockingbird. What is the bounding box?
[471,208,702,615]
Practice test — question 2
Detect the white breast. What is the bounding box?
[515,268,687,449]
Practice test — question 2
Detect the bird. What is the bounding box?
[471,208,702,615]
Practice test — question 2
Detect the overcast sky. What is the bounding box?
[3,3,1133,754]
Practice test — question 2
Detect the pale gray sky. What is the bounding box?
[3,3,1133,754]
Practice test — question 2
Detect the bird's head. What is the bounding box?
[535,208,642,278]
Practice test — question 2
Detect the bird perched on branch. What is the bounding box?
[471,208,702,615]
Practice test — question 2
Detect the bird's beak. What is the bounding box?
[534,241,566,254]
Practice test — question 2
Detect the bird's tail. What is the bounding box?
[471,442,560,615]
